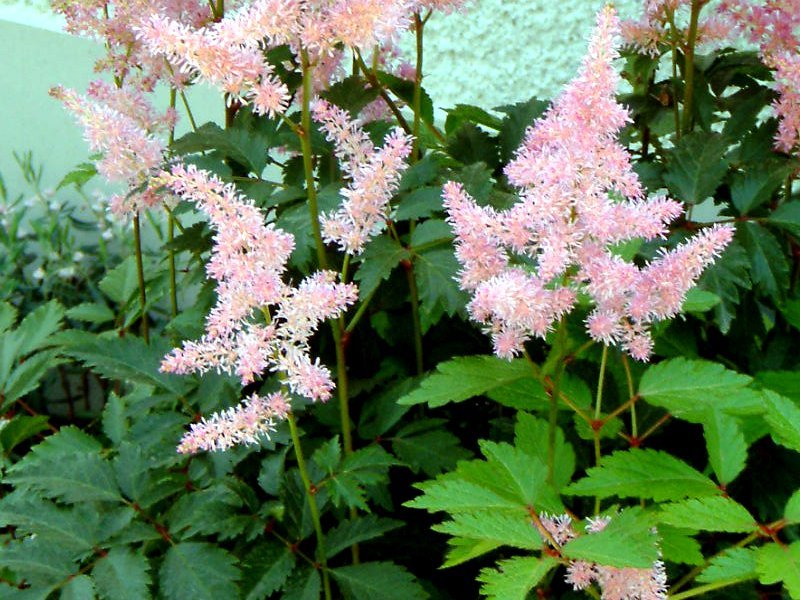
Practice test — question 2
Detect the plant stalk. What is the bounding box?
[132,213,149,343]
[287,412,333,600]
[681,0,703,133]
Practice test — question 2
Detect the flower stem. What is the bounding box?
[412,12,425,162]
[132,213,149,343]
[593,345,609,514]
[287,412,333,600]
[669,577,752,600]
[681,0,703,134]
[405,264,424,375]
[621,353,637,438]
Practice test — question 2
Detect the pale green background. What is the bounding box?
[0,0,640,193]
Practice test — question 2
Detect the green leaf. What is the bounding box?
[325,516,402,559]
[409,219,452,249]
[681,288,721,313]
[0,537,73,586]
[657,525,704,565]
[739,222,789,300]
[65,302,115,324]
[445,104,503,135]
[99,257,139,305]
[730,165,792,215]
[57,162,96,190]
[763,390,800,452]
[240,541,295,600]
[639,358,762,421]
[0,416,49,455]
[0,303,17,334]
[442,538,502,569]
[6,450,121,503]
[13,300,64,358]
[564,508,659,568]
[699,240,752,333]
[102,393,127,446]
[159,543,240,600]
[92,547,151,600]
[354,236,410,300]
[60,575,95,600]
[407,479,526,514]
[786,489,800,524]
[658,496,756,532]
[172,122,269,175]
[767,201,800,237]
[0,493,99,552]
[413,247,468,329]
[514,413,575,490]
[663,131,729,204]
[391,425,470,476]
[566,448,720,501]
[397,356,532,407]
[477,556,556,600]
[757,542,800,598]
[281,567,320,600]
[395,186,444,221]
[331,562,427,600]
[698,547,758,584]
[496,97,549,162]
[321,76,380,117]
[434,511,542,554]
[756,371,800,402]
[704,409,748,485]
[3,350,65,409]
[446,123,499,168]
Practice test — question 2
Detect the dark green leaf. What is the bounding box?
[664,131,729,204]
[241,541,295,600]
[159,543,240,600]
[768,201,800,236]
[325,516,402,559]
[739,222,789,300]
[331,562,427,600]
[93,547,151,600]
[496,97,549,162]
[354,236,410,300]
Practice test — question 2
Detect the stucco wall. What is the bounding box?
[0,0,642,192]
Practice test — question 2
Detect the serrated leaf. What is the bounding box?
[353,236,410,300]
[60,575,95,600]
[326,516,402,559]
[281,567,320,600]
[0,303,17,333]
[699,240,752,333]
[0,537,73,586]
[663,131,729,204]
[704,409,748,485]
[657,525,704,565]
[99,257,139,305]
[65,303,115,324]
[0,415,49,455]
[731,165,791,214]
[739,222,789,300]
[93,547,151,600]
[101,393,127,446]
[391,425,470,476]
[496,97,549,162]
[697,547,758,584]
[768,201,800,236]
[442,538,501,569]
[681,288,721,313]
[159,543,240,600]
[3,350,65,409]
[563,508,659,568]
[477,556,556,600]
[658,496,755,532]
[787,489,800,524]
[757,542,800,598]
[172,122,268,175]
[14,300,64,357]
[397,356,532,407]
[407,479,527,514]
[321,76,380,117]
[434,511,542,553]
[763,390,800,452]
[240,542,295,600]
[413,247,468,329]
[566,448,719,501]
[331,562,427,600]
[445,104,503,135]
[58,162,97,190]
[514,413,575,490]
[639,358,761,421]
[0,493,99,552]
[395,186,443,221]
[7,450,121,503]
[756,371,800,402]
[409,219,452,249]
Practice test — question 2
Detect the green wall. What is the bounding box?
[0,0,640,193]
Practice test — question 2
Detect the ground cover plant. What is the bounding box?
[1,0,800,598]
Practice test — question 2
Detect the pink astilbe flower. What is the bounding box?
[719,0,800,153]
[444,6,733,361]
[157,164,358,400]
[177,391,291,454]
[537,513,668,600]
[313,99,413,254]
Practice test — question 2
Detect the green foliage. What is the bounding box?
[476,556,556,600]
[562,508,659,568]
[330,562,428,600]
[656,496,756,533]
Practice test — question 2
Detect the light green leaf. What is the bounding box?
[757,542,800,598]
[281,567,320,600]
[92,547,151,600]
[397,356,532,407]
[786,489,800,524]
[563,508,659,568]
[3,350,65,409]
[658,496,755,533]
[514,413,575,490]
[159,543,240,600]
[443,538,502,569]
[407,479,527,514]
[657,525,704,565]
[0,415,49,455]
[681,288,721,313]
[99,257,139,305]
[331,562,427,600]
[565,448,720,502]
[477,556,556,600]
[66,303,115,325]
[697,547,758,584]
[434,511,542,553]
[14,300,64,357]
[101,393,127,446]
[639,358,762,421]
[409,219,452,249]
[763,390,800,452]
[704,409,748,485]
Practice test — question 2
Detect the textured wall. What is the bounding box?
[0,0,643,192]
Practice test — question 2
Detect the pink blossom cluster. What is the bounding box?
[718,0,800,153]
[312,99,414,254]
[621,0,732,57]
[177,391,290,454]
[444,6,733,361]
[539,513,668,600]
[157,164,358,401]
[51,82,172,215]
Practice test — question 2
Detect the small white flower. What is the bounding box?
[32,266,46,281]
[57,266,76,279]
[73,251,85,262]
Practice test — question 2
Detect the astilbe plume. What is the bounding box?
[312,99,413,254]
[50,82,172,215]
[444,6,733,361]
[539,513,667,600]
[718,0,800,153]
[157,164,358,404]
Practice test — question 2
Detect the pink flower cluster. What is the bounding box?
[157,164,358,401]
[622,0,731,57]
[51,82,173,215]
[718,0,800,153]
[539,513,668,600]
[444,6,733,361]
[312,99,414,254]
[177,391,290,454]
